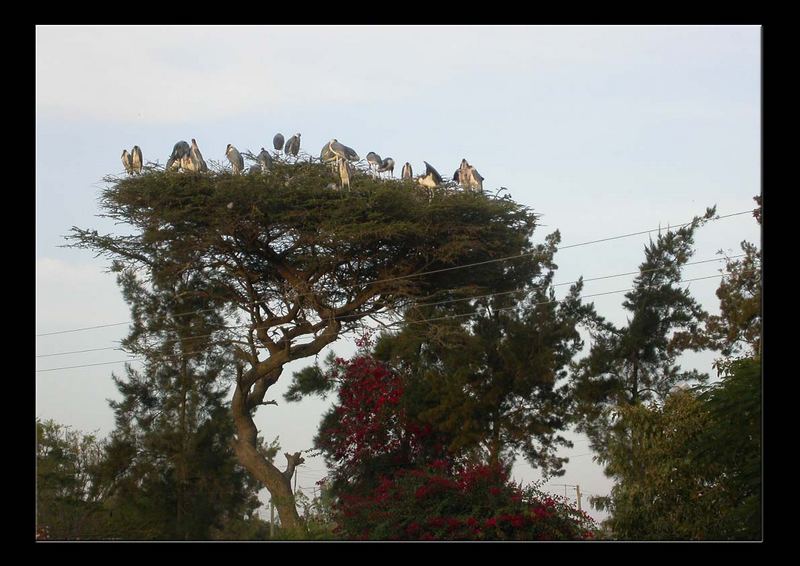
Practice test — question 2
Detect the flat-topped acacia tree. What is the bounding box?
[68,161,542,533]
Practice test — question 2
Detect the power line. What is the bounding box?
[36,348,222,373]
[407,254,742,312]
[36,345,126,358]
[36,208,757,337]
[35,273,723,374]
[37,320,131,337]
[399,274,724,327]
[36,253,742,359]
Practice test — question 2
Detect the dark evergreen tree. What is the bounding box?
[96,269,265,540]
[367,231,596,475]
[570,207,716,460]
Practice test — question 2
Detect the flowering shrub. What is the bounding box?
[317,354,597,540]
[332,460,596,540]
[317,355,410,475]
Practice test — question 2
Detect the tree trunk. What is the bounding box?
[231,370,304,534]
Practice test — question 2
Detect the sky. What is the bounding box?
[35,25,761,523]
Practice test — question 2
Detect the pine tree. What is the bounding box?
[570,208,716,461]
[97,268,264,540]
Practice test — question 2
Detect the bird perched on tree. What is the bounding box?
[401,162,413,180]
[248,164,262,175]
[131,146,143,174]
[273,133,285,153]
[320,142,337,164]
[377,157,395,178]
[226,144,244,175]
[257,148,273,172]
[454,158,484,192]
[121,149,133,175]
[284,133,301,157]
[418,161,443,188]
[190,139,208,172]
[338,157,354,190]
[467,166,484,192]
[453,159,466,185]
[366,152,382,175]
[341,142,359,162]
[166,141,191,171]
[323,139,359,162]
[460,159,483,191]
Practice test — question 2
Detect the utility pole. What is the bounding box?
[550,483,581,510]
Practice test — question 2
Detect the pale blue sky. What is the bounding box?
[36,25,761,520]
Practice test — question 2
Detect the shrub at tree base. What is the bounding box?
[333,462,596,541]
[308,355,596,540]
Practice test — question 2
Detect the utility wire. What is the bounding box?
[36,208,757,337]
[35,273,723,373]
[36,345,127,358]
[36,253,742,359]
[37,270,725,365]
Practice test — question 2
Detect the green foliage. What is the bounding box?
[69,166,540,336]
[599,357,761,540]
[371,274,593,475]
[334,461,597,541]
[697,357,761,538]
[586,203,762,540]
[570,209,716,459]
[293,485,339,540]
[208,516,273,541]
[94,269,264,540]
[284,352,338,402]
[705,239,762,360]
[36,419,109,539]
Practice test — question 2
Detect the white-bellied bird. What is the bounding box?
[418,161,443,188]
[454,158,484,192]
[401,162,413,180]
[131,146,143,174]
[121,149,133,175]
[467,165,484,192]
[166,140,191,171]
[226,144,244,175]
[190,139,208,172]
